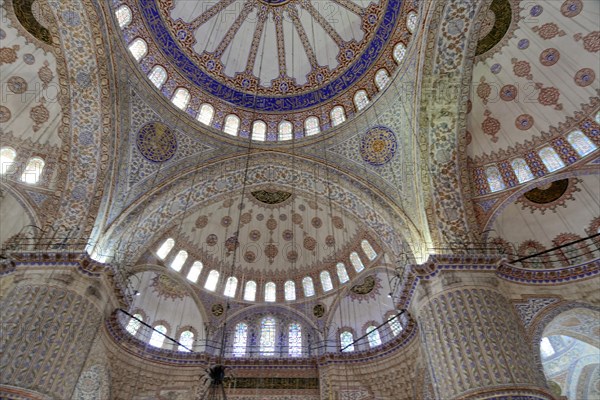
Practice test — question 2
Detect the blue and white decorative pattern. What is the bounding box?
[136,122,177,162]
[360,126,398,166]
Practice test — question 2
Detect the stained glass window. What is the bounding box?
[302,277,315,297]
[361,240,377,261]
[171,88,190,110]
[540,337,555,358]
[205,270,219,291]
[288,323,302,357]
[320,271,333,292]
[375,69,390,90]
[265,282,276,302]
[148,65,167,89]
[387,315,403,336]
[178,330,194,352]
[125,314,143,336]
[260,317,276,356]
[350,252,364,273]
[354,90,369,111]
[186,261,203,282]
[567,130,596,157]
[156,238,175,259]
[305,117,320,136]
[331,106,346,127]
[539,147,565,172]
[115,5,132,28]
[279,121,293,141]
[224,115,240,136]
[393,42,407,64]
[244,280,256,301]
[336,263,350,283]
[21,157,45,184]
[0,147,17,175]
[149,325,167,348]
[252,120,267,141]
[128,38,147,61]
[511,158,534,183]
[284,280,296,301]
[233,322,248,357]
[340,331,354,352]
[197,104,214,126]
[407,11,418,33]
[170,250,187,271]
[485,166,505,192]
[366,325,382,348]
[224,277,238,297]
[596,112,600,125]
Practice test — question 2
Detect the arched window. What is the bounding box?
[156,238,175,259]
[511,158,534,183]
[340,331,354,352]
[284,280,296,301]
[187,261,203,282]
[330,106,346,127]
[406,11,418,33]
[149,325,167,348]
[264,282,276,302]
[350,252,364,272]
[170,250,188,271]
[336,263,350,283]
[171,88,190,110]
[567,130,597,157]
[366,325,382,348]
[224,277,238,298]
[485,166,505,192]
[387,315,403,336]
[148,65,167,89]
[288,323,302,357]
[278,121,293,141]
[233,322,248,357]
[205,270,219,291]
[0,147,17,175]
[244,280,257,301]
[354,90,369,111]
[539,147,565,172]
[320,271,333,292]
[197,104,214,126]
[302,277,315,297]
[21,157,45,184]
[224,115,240,136]
[260,317,276,356]
[178,330,194,352]
[375,69,390,90]
[128,38,147,61]
[361,240,377,261]
[115,5,132,29]
[540,337,555,358]
[393,42,407,64]
[304,117,320,136]
[125,313,143,336]
[252,120,267,141]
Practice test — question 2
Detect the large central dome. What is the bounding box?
[115,0,418,140]
[164,0,380,98]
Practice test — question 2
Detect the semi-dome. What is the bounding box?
[113,0,419,141]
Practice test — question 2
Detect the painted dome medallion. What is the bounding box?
[114,0,419,141]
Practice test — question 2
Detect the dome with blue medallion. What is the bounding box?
[114,0,419,141]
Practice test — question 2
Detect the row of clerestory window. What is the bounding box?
[155,237,377,301]
[0,147,46,184]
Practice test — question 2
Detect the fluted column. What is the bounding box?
[0,262,115,399]
[412,271,555,400]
